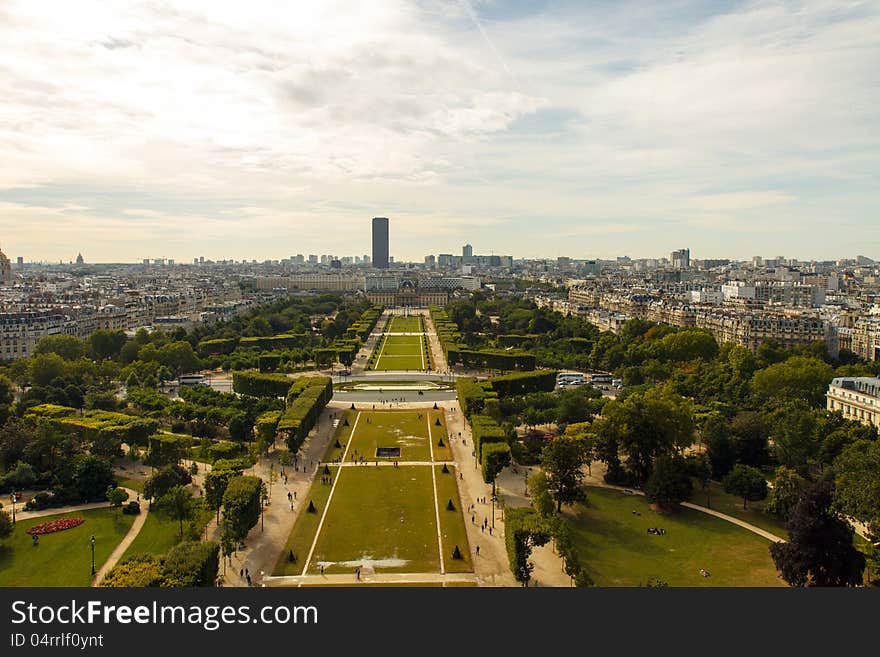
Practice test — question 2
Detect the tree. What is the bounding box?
[221,476,263,544]
[73,454,115,502]
[600,386,694,485]
[29,353,67,386]
[770,481,865,586]
[541,435,589,512]
[723,464,768,509]
[90,329,127,361]
[729,411,769,467]
[163,541,220,587]
[832,439,880,540]
[0,509,13,543]
[34,334,86,361]
[764,466,807,521]
[159,486,194,538]
[481,442,511,486]
[143,465,192,501]
[204,464,243,523]
[701,413,736,479]
[752,356,833,407]
[504,507,551,586]
[645,454,693,511]
[107,486,129,509]
[765,401,818,475]
[527,471,555,517]
[2,460,36,490]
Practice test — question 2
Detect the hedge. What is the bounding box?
[471,414,508,460]
[255,410,282,445]
[197,338,239,357]
[26,405,159,447]
[238,333,311,350]
[497,334,540,348]
[278,377,333,453]
[446,346,535,372]
[455,378,496,418]
[481,441,512,484]
[488,370,558,397]
[232,371,293,398]
[258,353,283,372]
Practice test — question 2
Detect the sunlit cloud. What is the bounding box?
[0,0,877,262]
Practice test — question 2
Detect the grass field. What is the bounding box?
[274,409,470,579]
[371,334,427,371]
[0,508,135,587]
[310,465,439,574]
[688,480,788,538]
[565,487,785,587]
[118,507,207,562]
[116,477,145,493]
[387,315,424,332]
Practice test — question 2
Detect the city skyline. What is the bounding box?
[1,1,878,262]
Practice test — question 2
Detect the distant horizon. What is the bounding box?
[1,1,877,261]
[5,248,876,267]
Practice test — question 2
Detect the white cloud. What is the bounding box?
[0,0,877,261]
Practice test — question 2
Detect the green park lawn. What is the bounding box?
[307,465,440,574]
[0,508,135,587]
[387,315,423,333]
[275,409,470,578]
[434,465,472,572]
[116,477,145,494]
[565,487,785,587]
[121,501,212,562]
[687,480,788,538]
[274,465,337,576]
[347,410,432,461]
[371,335,426,371]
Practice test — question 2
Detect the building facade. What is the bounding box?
[372,217,389,269]
[826,377,880,429]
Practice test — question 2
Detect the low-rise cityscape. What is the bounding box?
[3,221,878,363]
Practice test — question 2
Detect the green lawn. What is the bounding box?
[371,335,426,371]
[347,410,432,461]
[308,465,440,574]
[274,466,337,576]
[0,508,135,587]
[688,480,788,538]
[121,502,212,562]
[434,465,472,572]
[116,477,145,493]
[387,315,423,332]
[565,487,785,587]
[275,410,470,578]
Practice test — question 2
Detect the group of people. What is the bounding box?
[647,527,666,536]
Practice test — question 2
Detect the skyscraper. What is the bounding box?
[462,244,473,259]
[372,217,389,269]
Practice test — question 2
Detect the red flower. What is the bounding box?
[26,517,85,535]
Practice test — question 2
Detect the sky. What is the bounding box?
[0,0,878,263]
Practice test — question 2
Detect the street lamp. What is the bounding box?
[10,492,16,524]
[90,535,96,576]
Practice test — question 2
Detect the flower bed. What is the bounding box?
[26,517,85,535]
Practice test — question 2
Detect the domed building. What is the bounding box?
[365,277,448,308]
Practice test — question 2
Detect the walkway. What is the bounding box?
[14,499,111,522]
[93,487,150,585]
[581,473,786,543]
[218,406,340,587]
[263,572,478,587]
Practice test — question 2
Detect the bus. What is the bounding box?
[178,374,208,386]
[590,373,613,389]
[557,372,586,387]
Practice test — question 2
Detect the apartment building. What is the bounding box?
[826,377,880,428]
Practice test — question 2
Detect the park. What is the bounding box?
[273,408,472,580]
